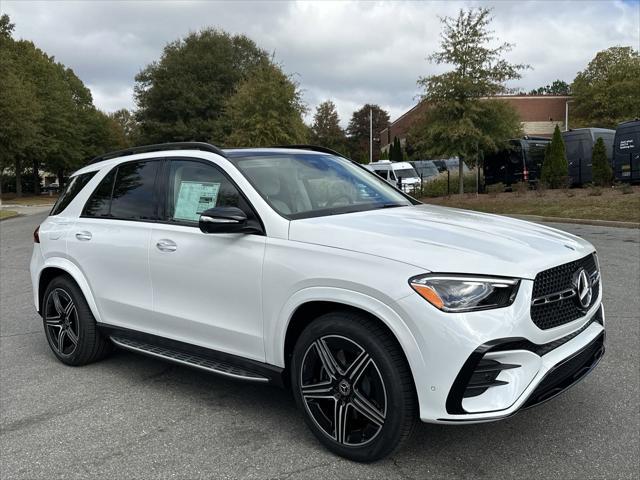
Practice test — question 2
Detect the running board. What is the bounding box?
[110,336,270,383]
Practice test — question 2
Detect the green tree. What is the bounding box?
[591,136,613,186]
[1,14,122,194]
[310,100,346,153]
[529,79,571,95]
[390,137,403,162]
[109,109,138,145]
[414,8,527,193]
[571,46,640,128]
[0,26,41,197]
[540,125,568,188]
[223,62,307,146]
[346,104,389,163]
[135,28,269,144]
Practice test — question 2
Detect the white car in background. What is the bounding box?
[365,160,421,192]
[30,143,605,462]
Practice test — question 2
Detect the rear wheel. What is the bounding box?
[291,311,417,462]
[42,276,112,366]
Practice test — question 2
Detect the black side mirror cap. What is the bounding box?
[199,207,251,234]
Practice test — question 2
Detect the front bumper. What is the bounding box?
[394,278,605,424]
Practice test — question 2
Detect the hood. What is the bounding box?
[288,204,594,279]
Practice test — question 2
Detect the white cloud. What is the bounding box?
[3,0,638,126]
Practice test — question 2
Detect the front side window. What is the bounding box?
[233,153,412,219]
[50,171,97,215]
[82,160,159,220]
[166,160,246,225]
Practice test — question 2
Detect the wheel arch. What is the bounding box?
[36,259,102,323]
[272,288,426,393]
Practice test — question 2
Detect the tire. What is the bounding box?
[291,311,417,462]
[41,275,113,366]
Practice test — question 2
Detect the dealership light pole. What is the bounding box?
[565,99,574,132]
[369,108,373,164]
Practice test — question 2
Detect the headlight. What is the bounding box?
[409,274,520,312]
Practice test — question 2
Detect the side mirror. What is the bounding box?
[199,207,249,234]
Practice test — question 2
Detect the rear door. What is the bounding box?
[148,158,267,361]
[67,159,160,331]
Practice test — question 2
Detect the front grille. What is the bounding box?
[530,254,599,329]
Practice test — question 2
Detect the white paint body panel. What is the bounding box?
[30,148,604,424]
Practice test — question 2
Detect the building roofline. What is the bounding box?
[385,95,573,129]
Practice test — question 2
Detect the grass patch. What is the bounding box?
[421,185,640,223]
[0,210,19,220]
[1,194,58,206]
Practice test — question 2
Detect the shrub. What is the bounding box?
[591,137,613,186]
[513,181,528,196]
[587,184,603,196]
[621,183,633,194]
[487,182,505,196]
[540,125,568,188]
[418,171,478,197]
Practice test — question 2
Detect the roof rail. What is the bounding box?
[88,142,226,165]
[270,144,348,159]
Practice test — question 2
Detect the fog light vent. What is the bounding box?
[463,359,519,398]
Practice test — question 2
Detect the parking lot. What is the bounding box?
[1,212,638,479]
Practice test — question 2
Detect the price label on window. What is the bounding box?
[174,181,220,221]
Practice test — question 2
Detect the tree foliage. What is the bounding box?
[529,79,571,96]
[591,136,613,187]
[389,137,404,162]
[134,29,269,144]
[310,100,346,153]
[414,7,527,193]
[224,62,307,147]
[346,104,389,163]
[571,46,640,128]
[540,125,568,188]
[0,14,127,195]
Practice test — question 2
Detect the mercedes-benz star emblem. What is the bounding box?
[573,268,592,309]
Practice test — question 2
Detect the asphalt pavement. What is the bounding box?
[1,212,638,479]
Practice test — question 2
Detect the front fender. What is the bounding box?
[267,286,427,391]
[35,257,102,323]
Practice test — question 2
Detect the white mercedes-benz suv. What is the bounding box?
[30,143,605,462]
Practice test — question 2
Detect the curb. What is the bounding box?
[507,214,640,229]
[0,213,22,222]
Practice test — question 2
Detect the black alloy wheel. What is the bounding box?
[42,275,113,366]
[291,311,417,462]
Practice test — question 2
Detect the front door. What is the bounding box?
[149,159,267,362]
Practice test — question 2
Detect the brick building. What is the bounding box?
[380,95,571,151]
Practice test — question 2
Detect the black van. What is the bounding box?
[483,137,549,187]
[613,119,640,182]
[562,128,615,185]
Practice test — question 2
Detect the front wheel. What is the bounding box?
[291,311,417,462]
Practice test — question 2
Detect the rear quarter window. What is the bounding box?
[50,171,97,216]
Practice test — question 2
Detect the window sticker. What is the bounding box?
[174,181,220,221]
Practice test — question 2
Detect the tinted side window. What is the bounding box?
[110,161,159,220]
[82,169,116,217]
[166,160,243,224]
[50,171,97,215]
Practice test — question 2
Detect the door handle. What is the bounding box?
[75,231,92,241]
[156,239,177,252]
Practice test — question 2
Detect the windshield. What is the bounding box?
[233,153,412,219]
[393,168,419,179]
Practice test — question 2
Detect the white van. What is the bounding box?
[365,160,421,192]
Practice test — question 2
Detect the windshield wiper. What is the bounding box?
[373,203,407,209]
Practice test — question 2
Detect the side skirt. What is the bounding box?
[99,324,285,387]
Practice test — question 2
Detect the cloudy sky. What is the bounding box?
[3,0,639,126]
